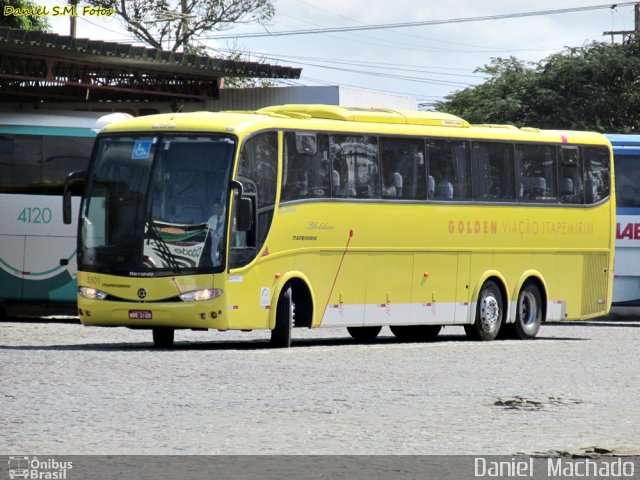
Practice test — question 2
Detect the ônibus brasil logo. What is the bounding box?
[8,457,72,479]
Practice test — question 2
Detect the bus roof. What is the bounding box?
[257,105,470,127]
[99,105,610,146]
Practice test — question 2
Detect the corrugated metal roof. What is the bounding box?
[0,27,301,102]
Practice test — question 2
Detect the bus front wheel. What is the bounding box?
[465,280,503,341]
[271,285,294,348]
[152,327,174,348]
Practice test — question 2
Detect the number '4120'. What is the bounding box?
[17,207,52,224]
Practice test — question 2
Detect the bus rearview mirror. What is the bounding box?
[62,170,86,224]
[236,197,253,232]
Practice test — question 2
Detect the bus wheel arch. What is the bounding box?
[269,272,315,346]
[466,276,507,341]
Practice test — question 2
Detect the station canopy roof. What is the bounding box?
[0,27,302,102]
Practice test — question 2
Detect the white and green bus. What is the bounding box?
[0,111,130,318]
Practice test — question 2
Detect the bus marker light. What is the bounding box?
[275,273,281,279]
[424,272,430,278]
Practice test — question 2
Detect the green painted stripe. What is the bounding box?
[0,257,22,275]
[0,250,77,277]
[0,126,98,137]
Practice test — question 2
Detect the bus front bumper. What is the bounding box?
[78,298,229,330]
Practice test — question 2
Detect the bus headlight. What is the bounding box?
[79,287,108,300]
[179,289,223,302]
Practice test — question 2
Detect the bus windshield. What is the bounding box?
[79,134,236,276]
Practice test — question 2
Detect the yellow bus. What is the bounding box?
[64,105,615,347]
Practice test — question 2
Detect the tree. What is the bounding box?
[84,0,274,53]
[1,0,51,30]
[436,39,640,133]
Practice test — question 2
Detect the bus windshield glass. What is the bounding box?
[79,134,236,275]
[614,154,640,209]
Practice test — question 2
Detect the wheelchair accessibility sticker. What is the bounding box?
[132,140,153,159]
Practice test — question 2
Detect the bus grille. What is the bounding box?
[581,253,609,316]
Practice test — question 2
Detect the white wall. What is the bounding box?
[207,86,417,111]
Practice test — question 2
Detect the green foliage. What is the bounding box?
[436,40,640,133]
[1,0,51,30]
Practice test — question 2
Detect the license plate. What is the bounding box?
[129,310,152,320]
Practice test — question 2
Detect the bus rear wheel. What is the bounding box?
[390,325,441,341]
[513,282,543,339]
[465,280,503,341]
[270,285,294,348]
[347,326,382,342]
[152,327,174,348]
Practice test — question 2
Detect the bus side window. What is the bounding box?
[379,137,426,199]
[42,135,95,195]
[516,144,557,202]
[583,147,610,204]
[473,142,515,201]
[281,132,330,202]
[559,146,584,204]
[0,134,95,195]
[0,135,41,194]
[614,154,640,207]
[427,139,471,200]
[330,135,379,199]
[231,132,277,269]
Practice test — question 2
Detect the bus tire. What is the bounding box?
[390,325,441,341]
[513,282,543,339]
[270,285,294,348]
[465,280,503,341]
[347,326,382,342]
[152,327,174,348]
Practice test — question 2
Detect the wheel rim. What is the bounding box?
[480,293,500,332]
[519,291,538,327]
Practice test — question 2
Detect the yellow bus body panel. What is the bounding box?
[79,106,615,331]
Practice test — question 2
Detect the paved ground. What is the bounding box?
[1,316,639,455]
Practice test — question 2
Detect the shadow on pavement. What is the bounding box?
[0,331,587,352]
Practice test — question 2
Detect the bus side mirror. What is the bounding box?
[236,197,253,232]
[63,170,86,224]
